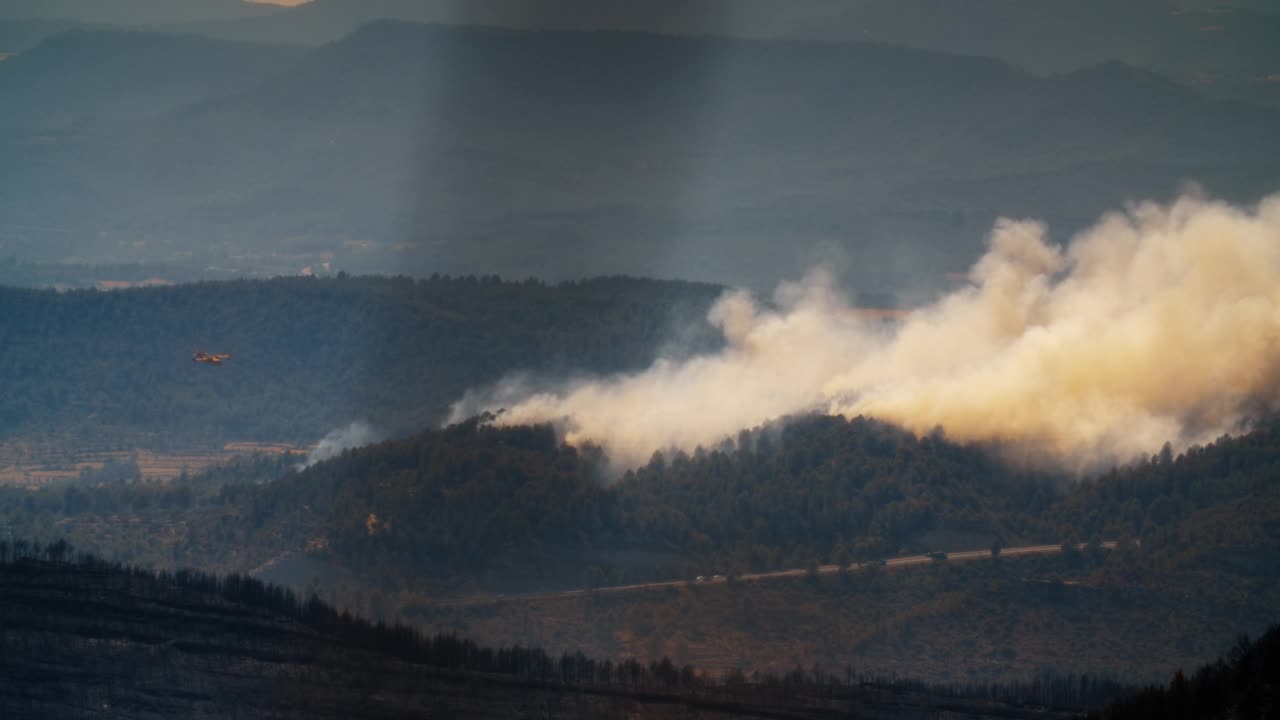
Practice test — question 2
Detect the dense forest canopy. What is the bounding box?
[2,412,1278,685]
[12,272,1275,609]
[5,410,1278,595]
[0,415,1044,584]
[0,274,722,449]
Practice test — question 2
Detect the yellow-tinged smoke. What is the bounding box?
[451,193,1280,470]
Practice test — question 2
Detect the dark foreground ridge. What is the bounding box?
[1088,624,1280,720]
[0,540,1122,719]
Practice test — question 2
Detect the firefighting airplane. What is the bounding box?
[192,351,231,366]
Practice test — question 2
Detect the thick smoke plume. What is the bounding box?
[299,421,381,469]
[451,193,1280,470]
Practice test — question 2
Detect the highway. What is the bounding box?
[439,540,1121,606]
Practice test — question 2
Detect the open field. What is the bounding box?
[0,441,310,486]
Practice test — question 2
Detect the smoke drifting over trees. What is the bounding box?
[455,192,1280,470]
[300,421,381,468]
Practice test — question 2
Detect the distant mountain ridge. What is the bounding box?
[0,28,303,133]
[168,0,1280,107]
[0,0,281,25]
[7,2,1277,107]
[0,18,106,54]
[3,20,1277,291]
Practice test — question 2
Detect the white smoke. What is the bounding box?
[451,192,1280,471]
[299,421,381,469]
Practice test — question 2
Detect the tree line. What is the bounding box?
[3,410,1279,599]
[0,274,723,449]
[0,539,1140,714]
[1087,625,1279,720]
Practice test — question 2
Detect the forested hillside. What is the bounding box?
[0,543,1112,719]
[7,412,1279,593]
[275,414,1056,589]
[0,275,722,450]
[5,3,1277,714]
[205,414,1280,592]
[1046,421,1280,580]
[0,415,1052,587]
[1087,625,1280,720]
[4,410,1278,683]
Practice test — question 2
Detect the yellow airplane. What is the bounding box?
[193,351,231,366]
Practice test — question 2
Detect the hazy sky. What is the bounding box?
[7,1,1276,35]
[241,0,1278,17]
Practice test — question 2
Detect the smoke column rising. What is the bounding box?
[300,421,381,469]
[451,193,1280,470]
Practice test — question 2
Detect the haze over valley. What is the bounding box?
[2,12,1278,294]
